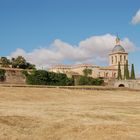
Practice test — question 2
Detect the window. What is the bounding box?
[115,56,117,63]
[120,55,122,62]
[124,56,126,61]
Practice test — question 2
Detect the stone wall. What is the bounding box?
[0,68,26,84]
[114,80,140,89]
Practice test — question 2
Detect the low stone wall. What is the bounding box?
[114,80,140,89]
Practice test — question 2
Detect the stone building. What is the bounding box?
[48,37,128,79]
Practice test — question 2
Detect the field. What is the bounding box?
[0,87,140,140]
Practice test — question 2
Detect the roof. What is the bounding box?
[112,45,125,53]
[100,66,117,70]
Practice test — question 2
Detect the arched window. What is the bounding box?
[124,55,126,61]
[115,56,117,63]
[112,56,113,64]
[120,55,122,62]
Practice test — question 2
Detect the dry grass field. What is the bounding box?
[0,87,140,140]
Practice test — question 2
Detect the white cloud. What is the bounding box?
[131,9,140,25]
[9,34,135,69]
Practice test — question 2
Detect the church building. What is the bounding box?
[48,37,128,79]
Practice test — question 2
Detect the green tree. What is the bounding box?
[124,60,130,80]
[11,56,35,69]
[117,62,122,80]
[1,57,11,67]
[130,64,135,79]
[124,63,126,80]
[125,60,129,79]
[83,68,92,77]
[23,70,74,86]
[77,76,104,86]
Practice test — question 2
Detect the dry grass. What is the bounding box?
[0,87,140,140]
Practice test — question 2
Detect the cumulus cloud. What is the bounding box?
[131,9,140,25]
[9,34,135,69]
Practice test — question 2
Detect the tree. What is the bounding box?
[77,76,104,86]
[23,70,74,86]
[12,56,26,68]
[125,60,129,79]
[1,57,11,67]
[117,62,122,80]
[131,64,135,79]
[124,63,126,80]
[11,56,35,69]
[83,68,92,77]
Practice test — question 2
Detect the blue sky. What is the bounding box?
[0,0,140,74]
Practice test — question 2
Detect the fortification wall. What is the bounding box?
[0,69,26,84]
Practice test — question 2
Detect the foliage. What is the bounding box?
[124,60,129,80]
[124,63,126,80]
[11,56,35,69]
[77,76,104,86]
[26,70,49,85]
[0,69,6,81]
[130,64,135,79]
[83,68,92,77]
[22,70,29,77]
[47,72,74,86]
[117,62,122,80]
[0,56,35,69]
[1,57,11,67]
[23,70,74,86]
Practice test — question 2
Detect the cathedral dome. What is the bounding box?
[112,45,125,53]
[112,36,125,53]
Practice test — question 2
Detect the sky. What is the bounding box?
[0,0,140,74]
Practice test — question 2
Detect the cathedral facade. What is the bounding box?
[48,37,128,79]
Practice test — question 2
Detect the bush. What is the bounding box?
[25,70,49,85]
[23,70,74,86]
[0,69,6,81]
[77,76,104,86]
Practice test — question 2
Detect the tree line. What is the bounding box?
[22,69,104,86]
[0,56,104,86]
[117,60,135,80]
[0,56,35,69]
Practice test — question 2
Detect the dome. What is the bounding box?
[112,45,125,53]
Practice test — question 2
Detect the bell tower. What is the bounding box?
[109,37,128,76]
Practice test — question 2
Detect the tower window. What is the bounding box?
[115,56,117,63]
[124,56,126,61]
[112,56,113,64]
[120,55,122,62]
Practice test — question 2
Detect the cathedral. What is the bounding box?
[48,37,128,79]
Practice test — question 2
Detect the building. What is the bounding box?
[48,37,128,79]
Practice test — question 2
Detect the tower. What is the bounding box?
[109,36,128,77]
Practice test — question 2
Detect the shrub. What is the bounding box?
[23,70,74,86]
[0,69,6,81]
[77,76,104,86]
